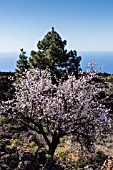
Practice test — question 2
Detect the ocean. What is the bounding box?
[79,51,113,74]
[0,51,113,74]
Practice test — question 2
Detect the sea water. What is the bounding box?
[0,51,113,73]
[79,51,113,74]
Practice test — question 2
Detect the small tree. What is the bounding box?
[0,69,111,159]
[15,49,29,81]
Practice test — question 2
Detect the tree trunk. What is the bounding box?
[48,133,60,160]
[39,124,61,160]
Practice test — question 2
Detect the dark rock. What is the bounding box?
[20,152,36,161]
[0,153,19,169]
[109,94,113,99]
[37,150,46,164]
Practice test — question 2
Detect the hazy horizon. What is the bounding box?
[0,51,113,73]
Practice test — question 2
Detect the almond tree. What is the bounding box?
[0,69,111,159]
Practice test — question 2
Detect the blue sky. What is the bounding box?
[0,0,113,52]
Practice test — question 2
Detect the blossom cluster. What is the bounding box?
[0,69,111,154]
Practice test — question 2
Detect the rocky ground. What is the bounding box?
[0,118,105,170]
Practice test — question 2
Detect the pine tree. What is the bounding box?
[15,49,28,80]
[28,27,82,79]
[68,50,82,79]
[28,27,68,73]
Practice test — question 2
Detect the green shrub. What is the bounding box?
[30,141,39,150]
[0,117,5,124]
[96,150,108,161]
[58,151,67,159]
[11,139,21,148]
[75,158,86,168]
[33,145,39,150]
